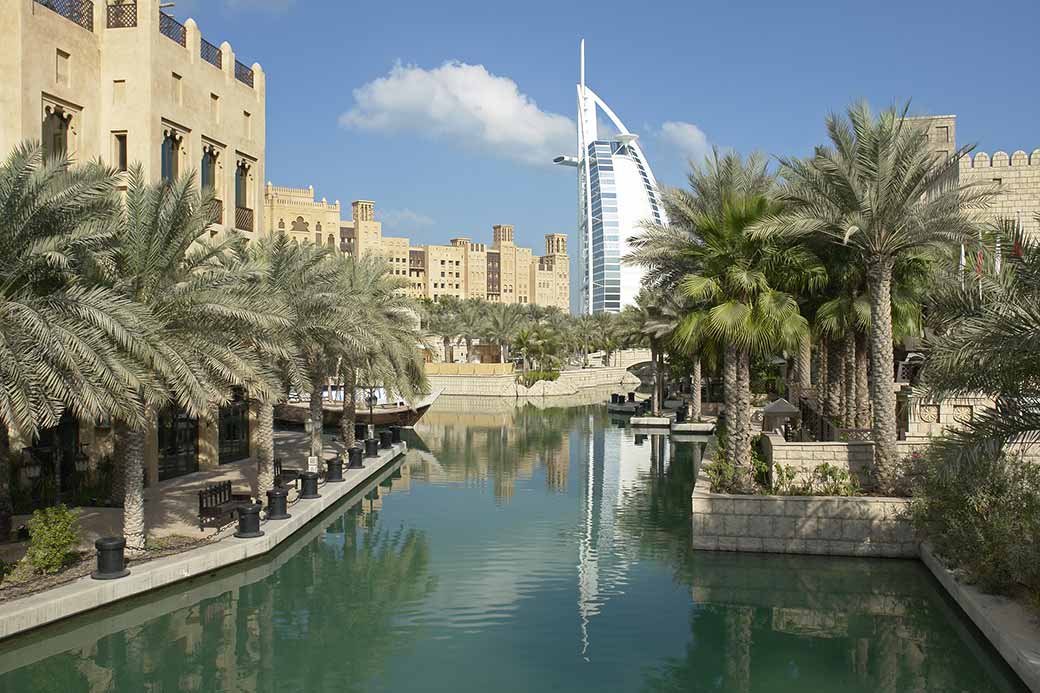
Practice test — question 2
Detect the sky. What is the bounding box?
[174,0,1039,260]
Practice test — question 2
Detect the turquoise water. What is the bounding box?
[0,402,1027,692]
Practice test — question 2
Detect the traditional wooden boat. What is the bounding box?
[274,389,442,428]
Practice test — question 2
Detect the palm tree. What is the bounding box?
[483,302,525,364]
[231,232,340,495]
[923,217,1040,445]
[752,102,993,489]
[425,298,461,364]
[108,167,283,551]
[456,299,485,363]
[0,143,156,537]
[621,290,668,416]
[335,254,427,448]
[628,150,821,481]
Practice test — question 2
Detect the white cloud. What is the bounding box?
[659,121,711,163]
[377,208,435,231]
[340,61,574,167]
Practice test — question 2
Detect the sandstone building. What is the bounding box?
[0,0,266,487]
[263,187,571,311]
[911,115,1040,240]
[0,0,266,239]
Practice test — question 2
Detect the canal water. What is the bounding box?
[0,402,1027,692]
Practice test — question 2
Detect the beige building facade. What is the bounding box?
[911,114,1040,240]
[1,0,265,491]
[265,190,571,310]
[0,0,266,237]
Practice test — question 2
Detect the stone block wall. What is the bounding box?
[762,433,876,488]
[902,394,994,440]
[691,473,916,558]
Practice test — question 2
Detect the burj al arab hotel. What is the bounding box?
[554,40,668,314]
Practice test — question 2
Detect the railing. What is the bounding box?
[34,0,94,31]
[235,206,254,232]
[235,60,254,88]
[213,199,223,225]
[106,1,136,27]
[159,11,185,46]
[201,37,222,68]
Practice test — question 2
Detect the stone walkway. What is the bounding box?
[9,429,349,554]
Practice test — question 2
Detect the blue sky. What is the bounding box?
[175,0,1038,254]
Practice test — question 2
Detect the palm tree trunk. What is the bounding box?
[855,332,870,428]
[120,418,147,554]
[255,399,275,497]
[825,336,843,424]
[793,333,811,402]
[339,365,358,448]
[735,349,753,484]
[868,261,899,490]
[0,425,12,540]
[843,334,856,428]
[817,335,829,411]
[722,343,739,466]
[650,341,660,416]
[308,384,323,463]
[691,357,702,421]
[442,336,452,364]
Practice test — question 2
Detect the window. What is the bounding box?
[993,178,1003,187]
[243,111,252,139]
[171,73,183,105]
[235,162,250,209]
[113,132,128,171]
[112,80,126,105]
[161,132,181,182]
[56,49,70,86]
[200,148,218,192]
[42,106,71,160]
[210,93,220,122]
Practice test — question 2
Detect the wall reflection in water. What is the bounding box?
[0,401,1026,692]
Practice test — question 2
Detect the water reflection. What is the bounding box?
[0,403,1026,692]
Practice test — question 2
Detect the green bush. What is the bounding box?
[518,370,560,387]
[910,441,1040,600]
[25,504,80,574]
[770,462,859,496]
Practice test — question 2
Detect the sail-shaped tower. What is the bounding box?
[554,40,668,314]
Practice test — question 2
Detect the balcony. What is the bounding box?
[235,60,254,88]
[159,11,185,46]
[106,1,136,28]
[34,0,93,32]
[235,206,253,232]
[201,37,221,68]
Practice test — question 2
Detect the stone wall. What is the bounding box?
[762,433,875,488]
[427,366,640,398]
[691,471,916,558]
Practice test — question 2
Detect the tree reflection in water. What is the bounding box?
[0,502,434,692]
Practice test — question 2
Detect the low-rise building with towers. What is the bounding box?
[263,188,570,311]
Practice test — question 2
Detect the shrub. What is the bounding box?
[910,441,1040,600]
[769,462,859,496]
[25,504,80,574]
[518,370,560,387]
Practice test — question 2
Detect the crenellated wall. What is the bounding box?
[960,149,1040,241]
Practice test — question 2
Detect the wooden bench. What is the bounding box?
[198,480,253,531]
[274,457,303,489]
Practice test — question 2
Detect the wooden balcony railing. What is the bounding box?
[201,38,222,68]
[235,60,254,88]
[34,0,93,31]
[106,1,136,28]
[159,11,185,46]
[235,206,253,232]
[212,199,224,225]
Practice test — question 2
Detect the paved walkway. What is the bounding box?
[9,429,348,554]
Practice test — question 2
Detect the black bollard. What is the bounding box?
[628,391,636,403]
[354,422,367,442]
[379,430,392,449]
[91,537,129,580]
[266,487,291,520]
[364,437,379,458]
[635,434,646,446]
[326,456,344,482]
[390,425,402,444]
[235,502,265,538]
[299,471,321,499]
[348,445,364,469]
[676,407,686,423]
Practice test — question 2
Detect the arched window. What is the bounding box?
[278,219,285,230]
[161,130,182,182]
[327,234,335,247]
[316,222,322,233]
[42,106,72,160]
[201,146,219,194]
